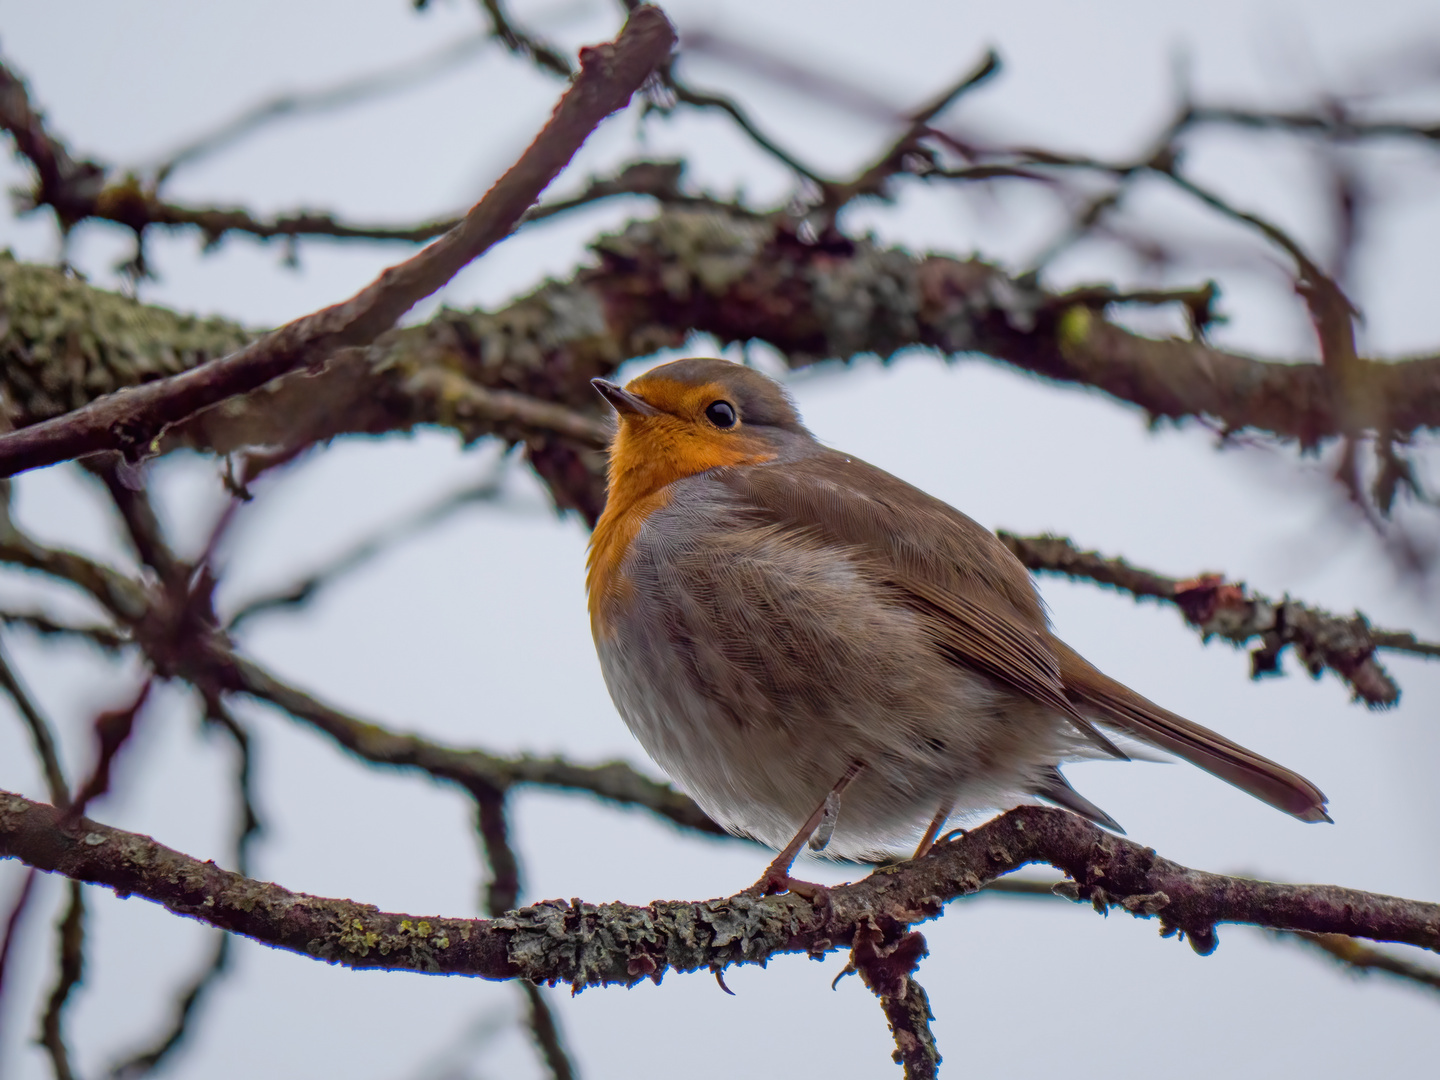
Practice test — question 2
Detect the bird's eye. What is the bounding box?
[705,400,737,428]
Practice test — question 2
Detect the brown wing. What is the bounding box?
[718,450,1126,759]
[721,449,1331,823]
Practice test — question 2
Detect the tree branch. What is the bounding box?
[997,532,1440,707]
[106,701,261,1079]
[478,0,574,79]
[0,5,676,478]
[1279,931,1440,997]
[7,205,1439,505]
[0,638,71,806]
[39,879,85,1080]
[4,794,1438,989]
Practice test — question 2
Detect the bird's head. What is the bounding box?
[591,358,809,502]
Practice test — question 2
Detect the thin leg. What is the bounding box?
[911,797,956,860]
[744,761,864,899]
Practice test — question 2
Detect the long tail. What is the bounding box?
[1053,640,1331,823]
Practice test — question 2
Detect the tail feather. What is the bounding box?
[1053,640,1331,824]
[1033,765,1126,834]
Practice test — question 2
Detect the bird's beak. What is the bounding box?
[591,378,661,417]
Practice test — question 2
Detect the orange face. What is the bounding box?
[587,375,778,625]
[606,376,779,503]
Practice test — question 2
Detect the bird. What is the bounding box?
[585,356,1329,896]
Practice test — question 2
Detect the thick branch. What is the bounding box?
[0,5,676,478]
[997,532,1440,707]
[3,794,1437,988]
[5,207,1439,505]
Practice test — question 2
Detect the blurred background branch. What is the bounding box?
[1,1,1438,1077]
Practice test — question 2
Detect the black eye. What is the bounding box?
[705,400,737,428]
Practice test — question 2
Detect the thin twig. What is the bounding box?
[474,788,522,917]
[229,656,727,838]
[105,701,262,1079]
[149,33,491,185]
[1186,105,1440,145]
[479,0,574,78]
[61,158,712,254]
[86,459,185,586]
[228,466,510,630]
[38,880,85,1080]
[0,53,105,228]
[0,637,71,806]
[68,679,154,819]
[0,611,128,652]
[1277,932,1440,996]
[649,53,833,189]
[520,982,578,1080]
[834,50,1001,207]
[0,867,39,1019]
[473,788,580,1080]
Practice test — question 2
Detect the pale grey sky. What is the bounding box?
[2,1,1439,1077]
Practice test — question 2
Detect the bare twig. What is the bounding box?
[0,867,39,1018]
[148,33,490,185]
[0,5,677,478]
[56,158,711,256]
[105,702,261,1080]
[680,26,908,125]
[1186,105,1440,145]
[474,788,522,917]
[39,880,85,1080]
[5,794,1439,985]
[0,637,71,805]
[1278,932,1440,996]
[834,50,1001,208]
[87,459,185,585]
[647,49,833,190]
[0,54,105,229]
[473,789,579,1080]
[479,0,574,78]
[68,679,153,819]
[0,611,128,652]
[520,981,577,1080]
[227,465,512,631]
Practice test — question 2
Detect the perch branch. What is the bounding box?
[4,795,1439,989]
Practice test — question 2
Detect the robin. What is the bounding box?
[586,357,1329,896]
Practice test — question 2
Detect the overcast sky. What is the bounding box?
[2,1,1439,1077]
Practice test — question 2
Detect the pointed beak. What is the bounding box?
[591,378,660,417]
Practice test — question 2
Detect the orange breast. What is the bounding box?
[587,486,672,638]
[586,413,774,638]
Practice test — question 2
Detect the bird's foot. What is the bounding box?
[741,866,835,920]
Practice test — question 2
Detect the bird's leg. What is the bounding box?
[744,761,864,901]
[911,797,956,860]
